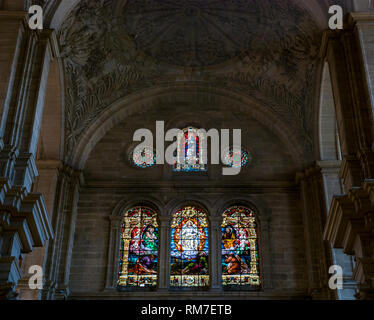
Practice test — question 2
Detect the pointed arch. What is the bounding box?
[319,61,342,161]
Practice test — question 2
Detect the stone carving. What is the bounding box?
[25,0,49,9]
[58,0,322,161]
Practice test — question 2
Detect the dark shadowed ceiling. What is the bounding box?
[34,0,351,164]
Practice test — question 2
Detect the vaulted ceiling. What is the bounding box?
[26,0,352,165]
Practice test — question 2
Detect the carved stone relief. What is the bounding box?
[58,0,324,162]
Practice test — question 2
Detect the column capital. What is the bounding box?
[210,216,222,228]
[317,160,342,171]
[295,162,322,184]
[159,216,170,225]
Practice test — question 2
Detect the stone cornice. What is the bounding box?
[348,12,374,27]
[317,160,342,169]
[83,180,298,193]
[323,194,355,248]
[36,160,63,171]
[20,192,54,246]
[0,10,27,20]
[324,179,374,291]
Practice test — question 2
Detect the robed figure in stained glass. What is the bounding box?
[170,206,209,287]
[222,226,237,250]
[221,206,260,287]
[117,207,159,288]
[142,226,158,251]
[173,127,207,172]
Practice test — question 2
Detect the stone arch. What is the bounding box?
[319,61,342,162]
[166,199,211,221]
[47,0,337,31]
[215,198,263,222]
[68,85,306,172]
[49,0,128,30]
[111,196,164,219]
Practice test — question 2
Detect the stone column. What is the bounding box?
[53,168,82,300]
[348,13,374,121]
[318,160,357,299]
[322,29,366,190]
[322,12,374,300]
[210,216,222,292]
[104,215,121,290]
[0,9,54,299]
[297,165,335,299]
[17,160,62,300]
[158,216,170,291]
[0,11,27,147]
[324,181,374,299]
[40,166,82,300]
[0,210,22,299]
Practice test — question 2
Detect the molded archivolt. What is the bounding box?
[70,86,306,173]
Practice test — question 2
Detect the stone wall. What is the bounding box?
[67,111,309,299]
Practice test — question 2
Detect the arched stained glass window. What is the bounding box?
[173,127,207,172]
[223,147,251,168]
[221,206,260,287]
[170,206,209,287]
[117,206,158,288]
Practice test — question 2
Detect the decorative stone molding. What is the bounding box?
[324,179,374,299]
[296,163,336,299]
[39,164,83,300]
[58,0,322,163]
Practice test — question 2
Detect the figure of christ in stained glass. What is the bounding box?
[221,206,260,287]
[117,206,159,288]
[173,127,207,172]
[170,206,209,287]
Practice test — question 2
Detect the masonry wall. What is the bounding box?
[67,109,309,299]
[69,188,308,298]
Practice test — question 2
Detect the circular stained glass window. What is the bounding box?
[223,147,251,168]
[131,147,156,168]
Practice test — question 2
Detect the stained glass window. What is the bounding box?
[131,147,156,168]
[173,127,207,172]
[223,147,251,168]
[170,206,209,287]
[117,206,158,288]
[221,206,260,287]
